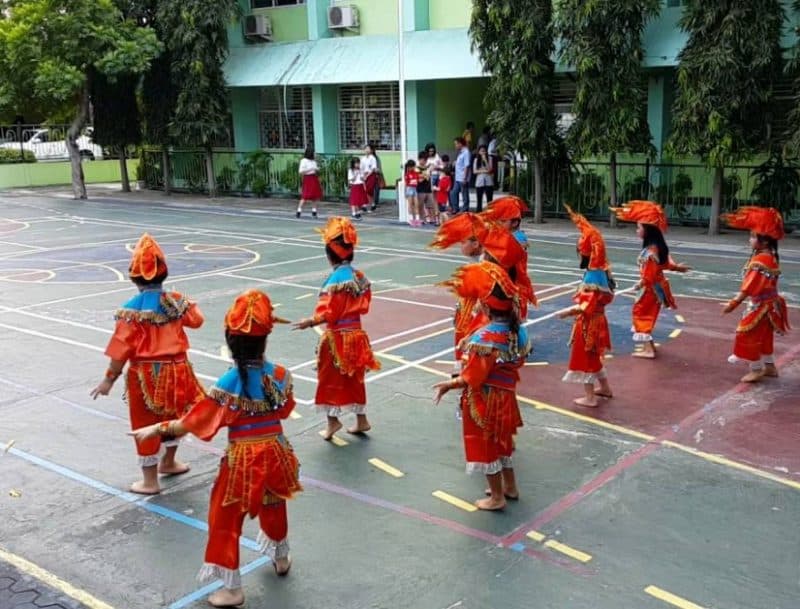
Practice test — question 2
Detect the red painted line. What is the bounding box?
[501,342,800,547]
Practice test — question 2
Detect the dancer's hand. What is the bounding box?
[128,424,160,442]
[432,380,454,405]
[558,308,577,319]
[292,318,315,330]
[722,299,740,314]
[672,263,691,273]
[90,379,114,400]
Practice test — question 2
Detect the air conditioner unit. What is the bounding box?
[328,6,359,30]
[243,14,273,41]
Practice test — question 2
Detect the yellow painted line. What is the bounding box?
[544,539,592,563]
[675,314,685,323]
[415,274,438,279]
[0,547,115,609]
[644,585,706,609]
[289,411,302,420]
[518,395,655,442]
[432,490,478,512]
[524,361,549,366]
[669,329,682,338]
[294,293,314,300]
[368,457,405,478]
[526,530,546,543]
[319,430,348,446]
[662,441,800,492]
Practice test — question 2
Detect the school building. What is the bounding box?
[224,0,798,186]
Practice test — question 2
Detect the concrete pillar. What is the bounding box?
[405,80,436,156]
[307,0,331,40]
[647,71,674,161]
[230,88,261,151]
[404,0,429,32]
[312,85,339,154]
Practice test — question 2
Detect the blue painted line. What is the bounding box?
[509,542,526,552]
[0,377,123,422]
[166,557,271,609]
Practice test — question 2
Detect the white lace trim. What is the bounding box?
[500,456,513,469]
[728,354,758,364]
[321,404,366,417]
[561,369,604,384]
[466,459,503,475]
[763,355,775,364]
[138,454,160,467]
[161,438,180,448]
[632,332,652,343]
[256,531,290,560]
[197,563,241,590]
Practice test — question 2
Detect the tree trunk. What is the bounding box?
[533,156,543,223]
[205,146,217,197]
[709,165,723,235]
[162,148,171,195]
[608,152,618,228]
[67,76,91,200]
[119,147,131,193]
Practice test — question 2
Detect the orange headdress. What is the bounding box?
[720,206,784,241]
[317,216,359,259]
[439,261,518,312]
[566,204,609,270]
[481,227,536,307]
[480,195,528,222]
[129,233,167,281]
[610,200,668,233]
[429,212,488,250]
[224,289,288,337]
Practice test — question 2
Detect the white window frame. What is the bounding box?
[250,0,305,9]
[338,83,401,152]
[258,86,314,151]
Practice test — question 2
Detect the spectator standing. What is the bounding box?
[450,137,471,214]
[297,147,322,218]
[462,122,475,150]
[416,151,437,225]
[477,126,491,149]
[425,143,443,188]
[473,144,494,212]
[360,144,379,211]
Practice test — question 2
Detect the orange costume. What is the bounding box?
[440,262,530,473]
[175,291,301,589]
[562,206,614,383]
[311,217,380,415]
[611,201,676,343]
[721,207,790,366]
[105,234,205,466]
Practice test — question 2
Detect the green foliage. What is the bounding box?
[554,0,660,157]
[280,159,302,194]
[138,150,164,187]
[667,0,784,167]
[470,0,560,160]
[216,166,236,193]
[319,155,350,198]
[751,153,800,212]
[0,148,36,163]
[566,170,607,212]
[156,0,239,148]
[784,0,800,156]
[91,71,141,150]
[620,174,652,201]
[237,150,272,196]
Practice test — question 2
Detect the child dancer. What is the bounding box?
[559,206,615,407]
[293,217,380,439]
[405,159,421,227]
[433,261,530,510]
[297,146,322,218]
[721,207,790,382]
[348,157,367,221]
[91,234,205,495]
[433,164,453,224]
[611,201,690,358]
[481,195,529,250]
[130,290,301,607]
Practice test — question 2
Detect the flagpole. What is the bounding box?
[397,0,408,223]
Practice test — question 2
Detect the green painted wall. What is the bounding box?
[434,78,487,152]
[250,5,309,42]
[312,85,339,154]
[406,81,436,155]
[0,160,139,189]
[231,88,261,150]
[333,0,398,36]
[429,0,471,30]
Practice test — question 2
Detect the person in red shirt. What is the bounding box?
[91,234,205,495]
[721,207,791,382]
[404,159,421,227]
[130,290,302,608]
[433,163,453,224]
[293,217,380,440]
[559,206,615,407]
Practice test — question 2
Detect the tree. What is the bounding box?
[0,0,160,199]
[91,71,141,192]
[668,1,784,234]
[157,0,239,197]
[555,0,660,225]
[784,1,800,157]
[470,0,560,223]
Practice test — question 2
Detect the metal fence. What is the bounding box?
[0,123,107,162]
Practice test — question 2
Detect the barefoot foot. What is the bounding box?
[475,496,506,511]
[573,397,599,408]
[207,588,244,607]
[129,480,160,495]
[322,419,343,440]
[740,370,764,383]
[484,488,520,500]
[158,461,190,476]
[632,351,656,359]
[273,556,292,577]
[763,363,779,378]
[594,390,613,399]
[346,424,371,435]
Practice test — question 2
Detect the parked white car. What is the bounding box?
[0,127,103,161]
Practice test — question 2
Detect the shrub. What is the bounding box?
[0,148,36,163]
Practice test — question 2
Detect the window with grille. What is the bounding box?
[338,83,400,151]
[259,86,314,150]
[251,0,305,8]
